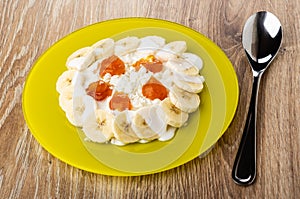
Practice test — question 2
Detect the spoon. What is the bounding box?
[232,11,283,185]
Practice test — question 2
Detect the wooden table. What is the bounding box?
[1,0,299,198]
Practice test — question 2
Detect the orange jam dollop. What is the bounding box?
[99,55,125,77]
[133,55,163,73]
[86,80,112,101]
[109,92,132,111]
[142,76,168,100]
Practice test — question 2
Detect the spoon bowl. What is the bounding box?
[242,11,282,73]
[232,11,282,185]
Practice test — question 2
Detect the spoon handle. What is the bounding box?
[232,74,262,185]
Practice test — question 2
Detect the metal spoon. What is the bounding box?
[232,11,283,185]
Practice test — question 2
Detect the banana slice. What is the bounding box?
[164,41,187,54]
[65,108,78,127]
[156,41,187,61]
[58,86,77,126]
[113,111,139,144]
[135,36,164,59]
[132,111,158,140]
[72,95,96,127]
[59,95,92,127]
[56,70,76,94]
[169,85,200,113]
[137,36,166,51]
[142,36,165,47]
[165,58,199,76]
[155,50,175,62]
[91,38,115,60]
[182,52,203,70]
[173,72,204,84]
[158,98,189,127]
[82,109,114,143]
[173,79,204,93]
[158,126,177,141]
[149,105,168,133]
[114,37,140,56]
[58,85,74,112]
[66,47,96,71]
[132,105,168,140]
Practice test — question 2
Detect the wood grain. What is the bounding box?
[0,0,299,198]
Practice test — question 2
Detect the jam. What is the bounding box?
[86,80,112,101]
[133,55,163,73]
[99,55,125,77]
[109,92,132,111]
[142,76,168,100]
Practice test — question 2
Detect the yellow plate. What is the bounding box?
[22,18,239,176]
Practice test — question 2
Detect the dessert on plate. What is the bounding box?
[56,36,205,145]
